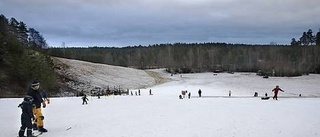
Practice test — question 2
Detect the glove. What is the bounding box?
[42,103,46,108]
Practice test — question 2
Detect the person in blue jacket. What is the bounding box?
[18,95,35,137]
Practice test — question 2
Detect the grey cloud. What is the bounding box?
[1,0,319,47]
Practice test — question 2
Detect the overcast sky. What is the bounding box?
[1,0,319,47]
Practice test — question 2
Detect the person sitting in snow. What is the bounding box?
[18,95,35,137]
[179,95,183,99]
[272,85,284,100]
[82,94,89,105]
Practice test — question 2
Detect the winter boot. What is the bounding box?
[38,126,48,132]
[18,129,25,137]
[32,123,37,130]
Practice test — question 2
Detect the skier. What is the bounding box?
[82,94,89,105]
[18,96,35,137]
[27,81,48,132]
[198,89,202,97]
[272,85,284,100]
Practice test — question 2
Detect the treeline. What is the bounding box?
[0,14,57,97]
[291,28,320,46]
[48,42,320,77]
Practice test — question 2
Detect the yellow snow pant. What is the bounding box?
[33,107,44,127]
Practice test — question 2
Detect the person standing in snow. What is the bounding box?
[272,85,284,100]
[188,92,191,99]
[181,90,186,98]
[198,89,202,97]
[82,94,89,105]
[149,89,153,95]
[18,95,35,137]
[27,81,48,132]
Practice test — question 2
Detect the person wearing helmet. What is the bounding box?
[27,81,48,132]
[18,96,35,137]
[272,85,284,100]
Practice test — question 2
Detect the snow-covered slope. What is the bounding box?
[54,57,164,93]
[2,59,320,137]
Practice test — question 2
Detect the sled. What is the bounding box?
[261,97,270,100]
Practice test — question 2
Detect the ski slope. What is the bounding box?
[1,62,320,137]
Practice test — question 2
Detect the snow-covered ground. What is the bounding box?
[2,59,320,137]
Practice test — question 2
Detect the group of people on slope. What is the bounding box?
[18,81,49,137]
[180,86,284,100]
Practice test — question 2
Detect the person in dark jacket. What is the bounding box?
[18,96,35,137]
[27,81,48,132]
[82,94,89,105]
[272,85,284,100]
[198,89,202,97]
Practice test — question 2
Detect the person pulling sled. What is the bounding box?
[272,85,284,100]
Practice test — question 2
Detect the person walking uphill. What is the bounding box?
[272,85,284,100]
[27,81,48,132]
[18,96,35,137]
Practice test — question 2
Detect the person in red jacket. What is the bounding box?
[272,85,284,100]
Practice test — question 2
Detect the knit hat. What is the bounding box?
[31,81,40,86]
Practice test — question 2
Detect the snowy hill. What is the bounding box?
[2,58,320,137]
[53,57,170,95]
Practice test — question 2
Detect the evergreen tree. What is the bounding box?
[300,32,308,46]
[291,38,299,47]
[17,21,28,45]
[28,28,47,49]
[307,29,315,45]
[316,28,320,46]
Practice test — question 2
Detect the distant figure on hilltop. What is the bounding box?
[198,89,202,97]
[149,89,153,95]
[272,85,284,100]
[82,95,89,105]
